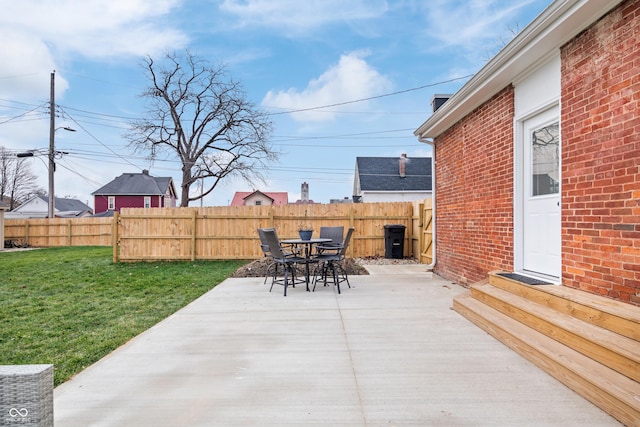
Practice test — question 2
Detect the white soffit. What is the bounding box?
[414,0,624,139]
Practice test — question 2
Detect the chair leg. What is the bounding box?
[330,262,340,294]
[264,261,276,285]
[322,263,330,287]
[311,263,318,291]
[269,262,283,293]
[337,263,350,289]
[283,263,291,296]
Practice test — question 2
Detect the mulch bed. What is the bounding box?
[231,257,369,278]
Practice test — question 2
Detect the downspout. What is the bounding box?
[418,136,436,269]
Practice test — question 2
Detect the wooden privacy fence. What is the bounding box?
[4,217,113,247]
[4,199,433,263]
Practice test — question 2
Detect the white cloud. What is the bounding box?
[261,51,393,123]
[0,0,188,61]
[219,0,388,35]
[421,0,536,49]
[0,29,64,100]
[0,0,189,124]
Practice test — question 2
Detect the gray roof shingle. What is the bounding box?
[49,196,92,212]
[356,157,432,192]
[92,171,173,196]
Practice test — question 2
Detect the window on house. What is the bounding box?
[144,196,151,208]
[108,196,115,210]
[255,201,262,206]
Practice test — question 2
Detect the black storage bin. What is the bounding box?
[384,224,406,259]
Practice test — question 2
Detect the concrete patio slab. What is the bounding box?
[361,263,433,276]
[53,269,620,426]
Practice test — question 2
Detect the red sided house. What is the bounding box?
[92,170,177,215]
[415,0,639,306]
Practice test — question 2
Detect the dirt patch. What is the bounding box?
[231,256,418,278]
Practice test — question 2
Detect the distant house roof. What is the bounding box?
[7,195,93,218]
[50,196,92,213]
[230,190,289,206]
[92,170,175,196]
[355,156,432,192]
[92,210,115,217]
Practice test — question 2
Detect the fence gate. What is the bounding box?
[419,200,433,265]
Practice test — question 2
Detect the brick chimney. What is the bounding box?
[431,94,452,112]
[399,153,407,178]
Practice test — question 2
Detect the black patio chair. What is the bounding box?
[263,228,306,296]
[257,228,298,285]
[257,228,276,284]
[316,226,344,255]
[312,227,354,294]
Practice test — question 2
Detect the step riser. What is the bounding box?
[489,274,640,342]
[470,286,640,383]
[453,297,640,427]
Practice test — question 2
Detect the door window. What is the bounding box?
[531,122,559,197]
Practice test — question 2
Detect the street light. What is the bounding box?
[48,126,75,218]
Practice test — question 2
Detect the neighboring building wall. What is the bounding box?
[94,196,108,214]
[434,87,515,284]
[94,195,162,213]
[244,193,274,206]
[361,191,431,203]
[560,0,640,304]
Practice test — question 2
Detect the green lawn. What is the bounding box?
[0,247,247,386]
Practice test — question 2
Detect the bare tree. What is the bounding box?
[127,50,276,207]
[0,147,43,209]
[482,22,523,61]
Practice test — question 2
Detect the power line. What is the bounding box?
[265,74,472,116]
[0,72,40,80]
[0,103,47,125]
[59,107,141,170]
[60,104,140,121]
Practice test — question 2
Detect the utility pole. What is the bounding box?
[48,70,55,219]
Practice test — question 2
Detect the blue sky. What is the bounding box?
[0,0,552,207]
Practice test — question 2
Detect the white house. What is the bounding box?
[5,195,93,219]
[353,156,432,203]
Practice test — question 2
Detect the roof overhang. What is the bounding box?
[414,0,623,140]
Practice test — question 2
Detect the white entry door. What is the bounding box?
[522,106,561,278]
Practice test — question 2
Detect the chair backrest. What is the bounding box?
[339,227,355,257]
[263,229,288,260]
[257,228,275,256]
[319,226,344,245]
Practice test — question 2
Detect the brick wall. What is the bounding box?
[434,87,515,285]
[561,0,640,305]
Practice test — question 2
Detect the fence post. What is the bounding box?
[67,220,72,246]
[406,205,413,258]
[349,205,355,258]
[191,209,197,262]
[418,202,424,262]
[112,212,119,263]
